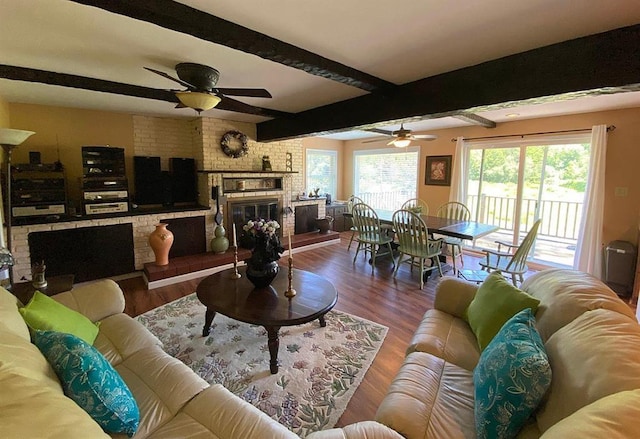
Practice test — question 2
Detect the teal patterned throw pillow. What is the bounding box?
[33,330,140,437]
[473,309,551,439]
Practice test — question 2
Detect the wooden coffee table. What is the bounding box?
[196,267,338,374]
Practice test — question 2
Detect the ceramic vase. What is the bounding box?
[316,216,334,234]
[210,225,230,254]
[149,223,174,266]
[246,260,279,288]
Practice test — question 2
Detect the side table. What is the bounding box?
[10,274,75,305]
[457,269,489,284]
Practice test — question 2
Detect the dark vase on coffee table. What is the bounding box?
[246,260,280,288]
[241,219,284,289]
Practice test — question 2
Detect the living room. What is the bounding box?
[2,2,640,438]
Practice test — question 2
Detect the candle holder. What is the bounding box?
[230,245,242,279]
[284,256,297,299]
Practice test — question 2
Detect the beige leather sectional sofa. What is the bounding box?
[371,269,640,438]
[3,269,640,438]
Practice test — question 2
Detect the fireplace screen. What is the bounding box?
[228,197,281,240]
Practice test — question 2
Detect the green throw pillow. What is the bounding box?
[19,291,99,344]
[474,309,552,439]
[33,330,140,436]
[465,271,540,350]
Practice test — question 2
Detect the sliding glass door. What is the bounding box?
[466,135,590,267]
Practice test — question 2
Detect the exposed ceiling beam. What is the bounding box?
[257,24,640,141]
[453,112,497,128]
[0,65,291,118]
[70,0,395,93]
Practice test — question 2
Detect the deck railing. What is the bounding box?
[467,194,583,240]
[355,191,582,242]
[357,191,414,211]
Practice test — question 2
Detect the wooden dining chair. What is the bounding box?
[479,219,542,286]
[347,195,364,250]
[436,202,471,274]
[351,202,395,273]
[400,198,429,215]
[392,209,444,289]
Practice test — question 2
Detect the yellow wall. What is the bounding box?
[6,102,640,248]
[344,107,640,246]
[8,103,134,205]
[0,96,10,127]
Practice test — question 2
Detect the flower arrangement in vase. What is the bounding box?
[242,219,284,288]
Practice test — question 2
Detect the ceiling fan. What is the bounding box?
[363,123,438,147]
[145,62,273,113]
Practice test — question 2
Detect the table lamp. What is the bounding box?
[0,128,36,286]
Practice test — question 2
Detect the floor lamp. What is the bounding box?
[0,128,35,286]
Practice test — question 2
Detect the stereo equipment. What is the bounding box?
[83,190,129,201]
[29,151,41,165]
[10,168,67,219]
[13,204,66,217]
[82,146,126,177]
[84,202,129,215]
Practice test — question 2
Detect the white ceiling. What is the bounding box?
[1,0,640,138]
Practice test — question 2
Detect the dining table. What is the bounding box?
[344,209,499,275]
[345,209,499,241]
[372,209,499,241]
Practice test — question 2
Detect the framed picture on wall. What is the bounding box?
[425,155,452,186]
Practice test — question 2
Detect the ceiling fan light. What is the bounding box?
[175,91,221,112]
[393,138,411,148]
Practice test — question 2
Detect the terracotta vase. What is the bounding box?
[149,223,174,266]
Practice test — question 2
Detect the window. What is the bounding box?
[354,147,419,210]
[306,149,337,198]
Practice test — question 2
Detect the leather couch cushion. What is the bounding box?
[95,313,162,366]
[406,308,480,371]
[0,369,109,438]
[306,421,405,439]
[153,384,299,439]
[114,345,209,438]
[375,352,475,439]
[0,287,30,341]
[536,308,640,432]
[521,268,636,341]
[538,389,640,438]
[0,330,61,392]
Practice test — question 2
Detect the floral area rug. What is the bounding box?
[136,293,388,437]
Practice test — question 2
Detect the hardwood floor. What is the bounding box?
[117,232,528,427]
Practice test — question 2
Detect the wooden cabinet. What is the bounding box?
[326,203,348,232]
[295,205,319,234]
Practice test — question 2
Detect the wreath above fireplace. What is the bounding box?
[220,130,249,158]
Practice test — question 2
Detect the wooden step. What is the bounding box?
[143,231,340,289]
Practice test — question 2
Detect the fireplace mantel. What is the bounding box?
[198,170,297,174]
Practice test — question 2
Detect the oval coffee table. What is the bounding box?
[196,267,338,374]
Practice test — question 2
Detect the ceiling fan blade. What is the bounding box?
[364,128,394,136]
[144,66,195,90]
[216,88,272,98]
[217,95,291,118]
[361,137,388,144]
[413,134,438,141]
[0,65,290,118]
